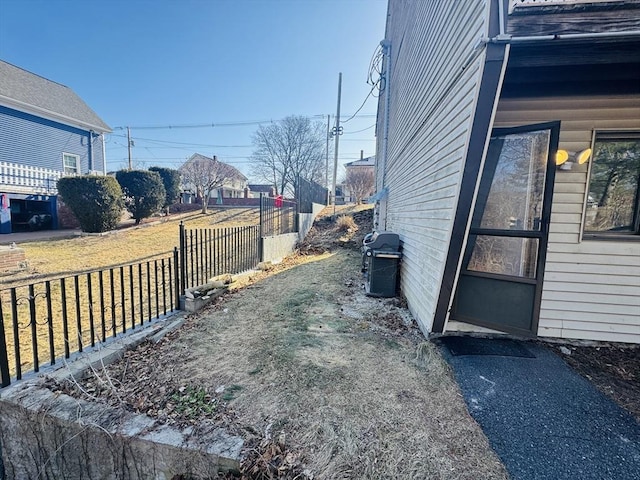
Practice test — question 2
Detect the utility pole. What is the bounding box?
[325,114,331,200]
[127,126,133,170]
[332,73,342,218]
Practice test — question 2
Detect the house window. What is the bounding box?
[63,153,80,175]
[584,132,640,237]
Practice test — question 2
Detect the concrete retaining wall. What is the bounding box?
[0,319,243,480]
[262,232,299,263]
[0,384,241,479]
[261,202,324,262]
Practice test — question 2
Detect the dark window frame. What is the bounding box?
[582,131,640,241]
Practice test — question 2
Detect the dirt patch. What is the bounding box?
[48,206,508,479]
[547,342,640,422]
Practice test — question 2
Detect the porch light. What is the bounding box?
[555,150,569,165]
[577,148,592,165]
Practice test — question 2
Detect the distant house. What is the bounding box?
[375,0,640,343]
[247,184,276,198]
[343,154,375,203]
[0,60,111,233]
[180,153,248,204]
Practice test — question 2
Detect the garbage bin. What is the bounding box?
[362,231,401,297]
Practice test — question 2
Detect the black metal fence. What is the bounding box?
[259,194,298,237]
[297,176,328,213]
[179,224,261,291]
[0,254,178,388]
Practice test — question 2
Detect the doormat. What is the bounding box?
[439,336,535,358]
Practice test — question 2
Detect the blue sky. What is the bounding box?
[0,0,388,181]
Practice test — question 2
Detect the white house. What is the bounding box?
[374,0,640,343]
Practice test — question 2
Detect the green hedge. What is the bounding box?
[115,170,165,225]
[149,166,181,209]
[57,176,124,233]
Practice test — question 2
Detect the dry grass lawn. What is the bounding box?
[52,209,508,479]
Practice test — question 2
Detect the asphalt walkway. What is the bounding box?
[437,336,640,480]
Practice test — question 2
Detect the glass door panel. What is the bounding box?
[475,130,550,232]
[466,235,539,278]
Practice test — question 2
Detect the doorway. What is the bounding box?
[451,121,560,336]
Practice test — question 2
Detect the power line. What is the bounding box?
[341,80,380,124]
[112,113,375,131]
[344,123,376,134]
[108,133,252,148]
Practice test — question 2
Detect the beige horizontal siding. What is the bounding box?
[494,95,640,343]
[379,0,489,333]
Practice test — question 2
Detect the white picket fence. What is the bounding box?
[0,161,62,194]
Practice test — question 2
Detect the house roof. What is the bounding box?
[186,153,247,181]
[0,60,111,133]
[345,156,375,168]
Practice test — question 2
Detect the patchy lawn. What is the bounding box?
[51,208,508,479]
[45,205,639,478]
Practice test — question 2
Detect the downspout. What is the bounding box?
[101,134,107,174]
[88,131,93,173]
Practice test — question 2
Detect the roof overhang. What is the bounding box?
[501,36,640,98]
[0,95,112,134]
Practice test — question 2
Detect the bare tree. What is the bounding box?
[250,115,325,196]
[179,154,240,214]
[345,168,375,204]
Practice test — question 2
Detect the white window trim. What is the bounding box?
[62,152,80,175]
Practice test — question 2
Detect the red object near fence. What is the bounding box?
[274,195,283,208]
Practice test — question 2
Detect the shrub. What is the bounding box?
[116,170,166,225]
[56,198,81,229]
[57,176,124,233]
[149,166,181,210]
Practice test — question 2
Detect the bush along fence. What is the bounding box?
[0,179,328,389]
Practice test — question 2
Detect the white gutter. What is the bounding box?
[488,29,640,43]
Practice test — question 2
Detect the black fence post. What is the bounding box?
[295,195,300,234]
[0,297,10,388]
[173,247,181,310]
[259,193,264,262]
[179,221,186,296]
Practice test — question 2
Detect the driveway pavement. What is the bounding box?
[437,336,640,480]
[0,229,80,245]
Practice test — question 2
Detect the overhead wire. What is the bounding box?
[343,123,376,134]
[341,44,384,125]
[112,113,374,131]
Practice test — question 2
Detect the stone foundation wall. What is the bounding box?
[0,320,243,480]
